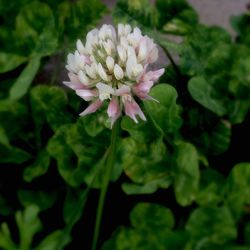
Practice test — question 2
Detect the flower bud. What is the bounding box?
[138,39,147,62]
[76,39,86,54]
[106,56,114,72]
[96,82,114,101]
[85,64,97,79]
[114,64,124,80]
[118,23,124,37]
[124,24,132,36]
[78,70,91,85]
[97,63,110,82]
[117,45,127,63]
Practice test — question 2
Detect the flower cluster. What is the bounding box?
[64,24,164,126]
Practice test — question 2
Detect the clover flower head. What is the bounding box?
[63,24,164,126]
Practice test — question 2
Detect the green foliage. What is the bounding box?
[199,119,231,155]
[121,116,158,143]
[35,231,70,250]
[231,11,250,45]
[113,0,158,29]
[157,0,198,34]
[9,56,41,100]
[186,206,237,247]
[0,0,107,98]
[195,169,225,206]
[0,1,107,248]
[102,202,183,250]
[130,202,175,230]
[23,149,51,182]
[16,205,42,250]
[30,85,70,131]
[18,189,57,211]
[0,53,27,74]
[144,84,183,136]
[0,98,32,163]
[0,205,70,250]
[58,0,107,43]
[173,141,199,206]
[225,163,250,219]
[47,119,111,187]
[188,76,227,116]
[0,99,28,136]
[113,0,198,35]
[0,1,59,100]
[15,1,58,57]
[0,0,249,249]
[0,125,31,164]
[120,137,172,194]
[179,25,250,124]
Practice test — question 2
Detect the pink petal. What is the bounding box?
[136,64,148,82]
[134,80,154,93]
[146,68,165,81]
[63,73,84,90]
[133,68,165,100]
[76,89,97,101]
[133,80,154,100]
[83,55,92,65]
[107,97,121,127]
[115,85,131,96]
[137,67,164,85]
[145,37,158,63]
[68,72,81,84]
[137,38,147,61]
[79,100,103,116]
[147,47,158,63]
[63,81,83,90]
[124,99,146,123]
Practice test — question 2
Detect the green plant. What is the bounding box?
[0,0,249,249]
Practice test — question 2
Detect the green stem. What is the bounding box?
[55,150,110,250]
[162,46,181,77]
[91,120,120,250]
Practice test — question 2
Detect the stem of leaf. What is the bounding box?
[162,46,181,77]
[91,120,120,250]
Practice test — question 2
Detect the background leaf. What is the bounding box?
[120,137,171,193]
[144,84,183,136]
[188,76,227,116]
[23,150,51,182]
[16,205,42,250]
[30,85,70,132]
[18,190,57,211]
[15,1,58,56]
[47,121,109,187]
[186,206,237,247]
[130,202,175,230]
[9,56,41,100]
[225,163,250,219]
[0,53,27,73]
[102,203,180,250]
[195,169,225,206]
[173,141,199,206]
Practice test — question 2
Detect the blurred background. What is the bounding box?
[0,0,250,250]
[101,0,249,35]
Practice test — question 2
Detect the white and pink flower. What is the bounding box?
[63,24,164,126]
